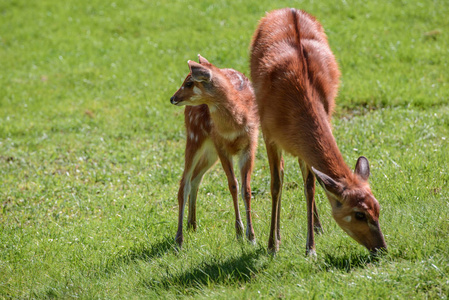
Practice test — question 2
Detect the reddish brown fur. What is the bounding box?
[171,55,258,248]
[250,8,386,254]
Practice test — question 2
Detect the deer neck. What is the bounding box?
[310,137,352,182]
[302,98,352,181]
[207,93,245,136]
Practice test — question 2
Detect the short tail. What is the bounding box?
[290,8,310,79]
[290,8,301,49]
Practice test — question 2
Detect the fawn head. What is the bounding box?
[170,54,221,107]
[312,157,387,253]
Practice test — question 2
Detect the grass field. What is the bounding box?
[1,0,448,298]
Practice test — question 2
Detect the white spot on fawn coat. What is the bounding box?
[189,132,198,142]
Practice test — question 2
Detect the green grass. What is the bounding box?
[1,0,448,298]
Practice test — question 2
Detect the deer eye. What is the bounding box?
[354,212,366,221]
[185,81,194,88]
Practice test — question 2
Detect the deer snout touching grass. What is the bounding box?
[250,8,387,256]
[170,55,259,248]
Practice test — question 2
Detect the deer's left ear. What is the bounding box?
[188,60,212,82]
[354,156,370,181]
[312,167,344,196]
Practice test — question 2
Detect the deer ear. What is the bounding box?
[312,167,344,196]
[198,54,210,65]
[354,156,370,181]
[188,60,212,82]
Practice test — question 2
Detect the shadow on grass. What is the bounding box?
[143,246,267,291]
[106,235,177,269]
[321,252,379,272]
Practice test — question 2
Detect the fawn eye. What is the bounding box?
[354,212,366,221]
[185,81,194,88]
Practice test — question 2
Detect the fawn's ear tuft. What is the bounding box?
[354,156,370,181]
[198,54,210,65]
[188,60,212,82]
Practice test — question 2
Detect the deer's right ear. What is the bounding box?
[354,156,370,181]
[312,167,344,196]
[188,60,212,82]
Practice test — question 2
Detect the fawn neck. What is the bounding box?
[206,83,247,137]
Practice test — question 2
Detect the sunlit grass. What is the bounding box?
[1,0,448,298]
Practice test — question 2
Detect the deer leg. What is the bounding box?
[175,138,212,248]
[298,160,323,234]
[299,159,317,256]
[187,151,218,231]
[276,157,284,242]
[313,199,323,234]
[217,149,244,239]
[175,175,190,248]
[239,149,256,244]
[266,141,284,254]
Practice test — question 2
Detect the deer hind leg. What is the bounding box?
[239,148,256,244]
[187,149,218,231]
[266,141,284,254]
[299,159,320,256]
[175,175,189,248]
[217,149,244,239]
[175,138,215,248]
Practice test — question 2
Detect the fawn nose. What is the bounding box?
[170,96,176,104]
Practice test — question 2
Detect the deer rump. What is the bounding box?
[250,8,341,160]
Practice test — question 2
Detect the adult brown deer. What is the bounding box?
[250,8,387,255]
[170,55,258,248]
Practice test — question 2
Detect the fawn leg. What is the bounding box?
[217,148,244,238]
[187,150,218,230]
[239,149,256,243]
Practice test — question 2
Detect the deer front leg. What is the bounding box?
[299,159,318,256]
[217,149,244,239]
[299,160,323,234]
[239,149,256,244]
[266,141,284,254]
[312,200,323,234]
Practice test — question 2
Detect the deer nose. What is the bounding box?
[370,245,387,258]
[170,96,176,104]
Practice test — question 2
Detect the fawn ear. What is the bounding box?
[312,167,344,196]
[354,156,370,181]
[188,60,212,82]
[198,54,210,65]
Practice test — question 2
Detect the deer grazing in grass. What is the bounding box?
[170,55,258,248]
[250,8,387,255]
